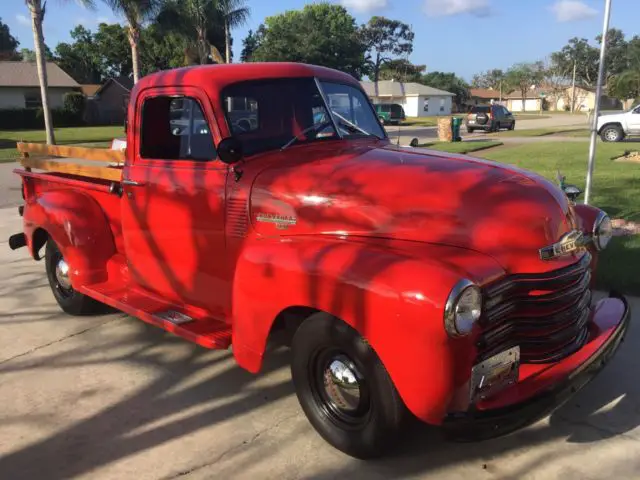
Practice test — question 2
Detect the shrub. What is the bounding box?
[63,91,86,116]
[0,107,86,130]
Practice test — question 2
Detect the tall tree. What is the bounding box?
[378,59,425,82]
[609,36,640,101]
[596,28,629,83]
[101,0,159,83]
[506,62,545,111]
[216,0,249,63]
[550,37,599,87]
[471,69,505,90]
[21,45,53,61]
[0,17,20,60]
[421,71,470,110]
[25,0,92,144]
[240,29,259,62]
[360,16,414,83]
[251,4,368,79]
[55,26,102,84]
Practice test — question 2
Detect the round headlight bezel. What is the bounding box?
[593,211,612,251]
[444,279,483,337]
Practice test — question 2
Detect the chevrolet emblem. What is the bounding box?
[539,230,586,260]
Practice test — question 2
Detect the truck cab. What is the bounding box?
[9,63,629,459]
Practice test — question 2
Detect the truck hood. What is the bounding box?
[249,142,576,274]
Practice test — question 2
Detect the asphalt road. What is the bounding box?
[1,207,640,479]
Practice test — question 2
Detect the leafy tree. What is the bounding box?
[506,62,545,110]
[609,36,640,101]
[217,0,249,63]
[379,59,425,82]
[94,23,133,78]
[240,29,260,62]
[140,24,190,74]
[421,71,470,110]
[360,16,414,83]
[20,45,53,61]
[101,0,160,83]
[24,0,93,145]
[551,37,599,87]
[596,28,629,83]
[0,17,20,60]
[55,26,102,84]
[471,69,505,90]
[251,4,368,79]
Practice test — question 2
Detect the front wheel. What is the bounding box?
[291,314,405,459]
[45,240,105,315]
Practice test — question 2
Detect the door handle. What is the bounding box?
[122,179,146,187]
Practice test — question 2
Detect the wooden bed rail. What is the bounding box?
[17,142,123,182]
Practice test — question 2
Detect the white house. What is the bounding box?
[360,80,456,117]
[0,61,79,109]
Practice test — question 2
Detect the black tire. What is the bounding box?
[45,240,104,315]
[291,314,404,459]
[509,121,516,131]
[466,127,475,134]
[378,116,386,126]
[600,124,624,142]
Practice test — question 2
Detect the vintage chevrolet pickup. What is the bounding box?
[9,63,629,459]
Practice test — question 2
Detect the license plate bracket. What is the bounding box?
[470,346,520,402]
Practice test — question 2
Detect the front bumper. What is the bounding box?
[443,292,630,441]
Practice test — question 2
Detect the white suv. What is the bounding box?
[597,104,640,142]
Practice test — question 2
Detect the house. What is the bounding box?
[506,85,623,112]
[468,88,502,107]
[0,61,79,109]
[85,76,134,124]
[360,80,456,117]
[505,87,546,112]
[80,84,101,99]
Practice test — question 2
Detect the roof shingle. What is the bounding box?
[360,80,455,97]
[0,61,79,87]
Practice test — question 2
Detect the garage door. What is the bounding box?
[524,99,539,111]
[511,100,523,112]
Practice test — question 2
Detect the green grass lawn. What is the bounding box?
[418,140,503,154]
[0,126,123,162]
[489,127,589,137]
[480,141,640,295]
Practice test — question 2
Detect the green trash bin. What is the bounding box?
[451,117,462,142]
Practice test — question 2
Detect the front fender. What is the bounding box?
[573,203,605,278]
[231,236,504,424]
[24,189,116,287]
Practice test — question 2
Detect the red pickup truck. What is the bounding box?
[9,63,629,459]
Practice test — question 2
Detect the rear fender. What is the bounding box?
[23,190,116,287]
[231,236,502,424]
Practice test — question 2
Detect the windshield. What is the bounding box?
[222,78,384,156]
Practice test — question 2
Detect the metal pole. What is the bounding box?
[584,0,612,205]
[571,60,577,113]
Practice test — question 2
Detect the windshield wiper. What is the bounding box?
[281,120,333,150]
[331,111,375,137]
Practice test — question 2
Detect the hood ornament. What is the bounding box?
[539,230,588,260]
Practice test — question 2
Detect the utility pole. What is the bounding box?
[571,60,577,113]
[584,0,612,205]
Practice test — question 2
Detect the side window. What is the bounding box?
[225,96,259,134]
[633,105,640,114]
[140,96,216,161]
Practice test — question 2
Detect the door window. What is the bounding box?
[140,96,216,161]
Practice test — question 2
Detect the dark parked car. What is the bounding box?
[466,105,515,133]
[374,103,406,125]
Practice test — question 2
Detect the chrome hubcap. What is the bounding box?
[605,129,618,141]
[55,258,72,291]
[322,355,362,414]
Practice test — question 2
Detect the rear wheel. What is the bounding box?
[45,240,104,315]
[466,127,475,134]
[291,313,405,459]
[378,116,386,126]
[600,124,624,142]
[509,121,516,131]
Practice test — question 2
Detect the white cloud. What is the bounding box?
[340,0,388,13]
[16,14,31,27]
[424,0,490,17]
[550,0,598,22]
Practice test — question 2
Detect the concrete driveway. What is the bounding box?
[1,206,640,479]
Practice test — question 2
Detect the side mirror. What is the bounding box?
[218,137,243,164]
[563,184,582,202]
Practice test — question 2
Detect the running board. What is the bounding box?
[79,282,231,349]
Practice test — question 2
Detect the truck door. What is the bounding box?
[121,88,229,319]
[629,105,640,134]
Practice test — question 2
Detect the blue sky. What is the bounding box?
[2,0,638,81]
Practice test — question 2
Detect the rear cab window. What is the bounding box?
[140,96,216,161]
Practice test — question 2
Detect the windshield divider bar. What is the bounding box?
[314,77,343,140]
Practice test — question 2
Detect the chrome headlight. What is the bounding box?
[593,212,613,250]
[444,279,482,337]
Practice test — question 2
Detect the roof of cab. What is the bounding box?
[134,63,360,93]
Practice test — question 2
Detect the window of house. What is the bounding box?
[440,98,445,112]
[24,91,42,109]
[140,96,216,161]
[424,99,429,112]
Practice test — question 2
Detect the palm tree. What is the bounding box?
[25,0,93,144]
[101,0,159,83]
[156,0,226,65]
[216,0,249,64]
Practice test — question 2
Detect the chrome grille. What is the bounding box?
[477,253,592,364]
